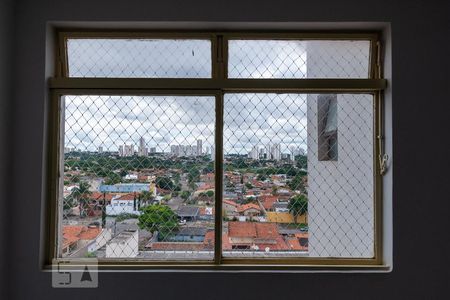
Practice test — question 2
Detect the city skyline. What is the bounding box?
[65,139,307,157]
[64,94,308,155]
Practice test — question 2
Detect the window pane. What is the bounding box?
[228,40,370,78]
[67,39,212,78]
[223,93,374,258]
[61,95,215,260]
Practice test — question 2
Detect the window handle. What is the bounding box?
[379,153,389,175]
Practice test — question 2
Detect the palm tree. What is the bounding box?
[70,181,92,218]
[288,194,308,224]
[140,190,154,205]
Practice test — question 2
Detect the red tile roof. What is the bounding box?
[203,230,215,249]
[228,222,279,239]
[202,231,232,250]
[254,223,279,239]
[237,203,261,213]
[259,195,278,210]
[223,199,238,207]
[90,192,115,201]
[197,184,215,191]
[62,225,101,248]
[227,222,291,251]
[228,222,257,238]
[116,193,136,200]
[255,235,289,251]
[286,238,302,250]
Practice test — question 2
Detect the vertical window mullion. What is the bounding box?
[214,35,227,264]
[214,92,224,264]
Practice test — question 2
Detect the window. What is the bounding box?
[47,31,387,269]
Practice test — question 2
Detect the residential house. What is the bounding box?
[237,203,262,217]
[198,206,214,221]
[259,195,278,211]
[223,199,238,217]
[105,193,141,215]
[168,227,208,242]
[105,230,139,258]
[176,206,200,221]
[226,222,289,251]
[62,225,102,257]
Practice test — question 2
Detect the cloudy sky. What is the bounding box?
[64,93,307,155]
[64,38,369,154]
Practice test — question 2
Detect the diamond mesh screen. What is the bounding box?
[61,95,215,260]
[228,40,370,78]
[67,39,212,78]
[222,93,374,258]
[59,37,378,262]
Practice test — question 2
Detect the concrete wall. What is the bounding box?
[307,93,374,257]
[2,0,450,299]
[307,42,374,257]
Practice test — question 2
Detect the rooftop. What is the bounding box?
[176,206,200,217]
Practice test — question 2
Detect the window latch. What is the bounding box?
[379,153,389,175]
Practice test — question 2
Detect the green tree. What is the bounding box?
[187,168,200,187]
[63,194,76,211]
[155,176,174,190]
[206,190,214,198]
[256,174,267,181]
[70,181,92,218]
[295,154,308,169]
[140,190,154,203]
[138,205,179,240]
[288,173,307,193]
[288,194,308,224]
[245,182,253,189]
[104,172,121,185]
[180,190,191,201]
[119,169,128,177]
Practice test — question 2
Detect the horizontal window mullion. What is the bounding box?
[49,78,387,91]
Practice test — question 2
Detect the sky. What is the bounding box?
[64,39,369,154]
[64,93,307,155]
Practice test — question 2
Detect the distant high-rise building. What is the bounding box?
[197,139,203,156]
[249,145,259,160]
[138,137,148,156]
[149,147,156,154]
[170,141,207,157]
[118,145,124,157]
[259,148,265,159]
[123,144,134,157]
[98,146,103,153]
[266,143,272,160]
[290,146,296,163]
[272,143,281,161]
[171,145,179,156]
[211,146,215,161]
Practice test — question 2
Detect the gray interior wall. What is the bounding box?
[3,0,450,299]
[0,0,14,298]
